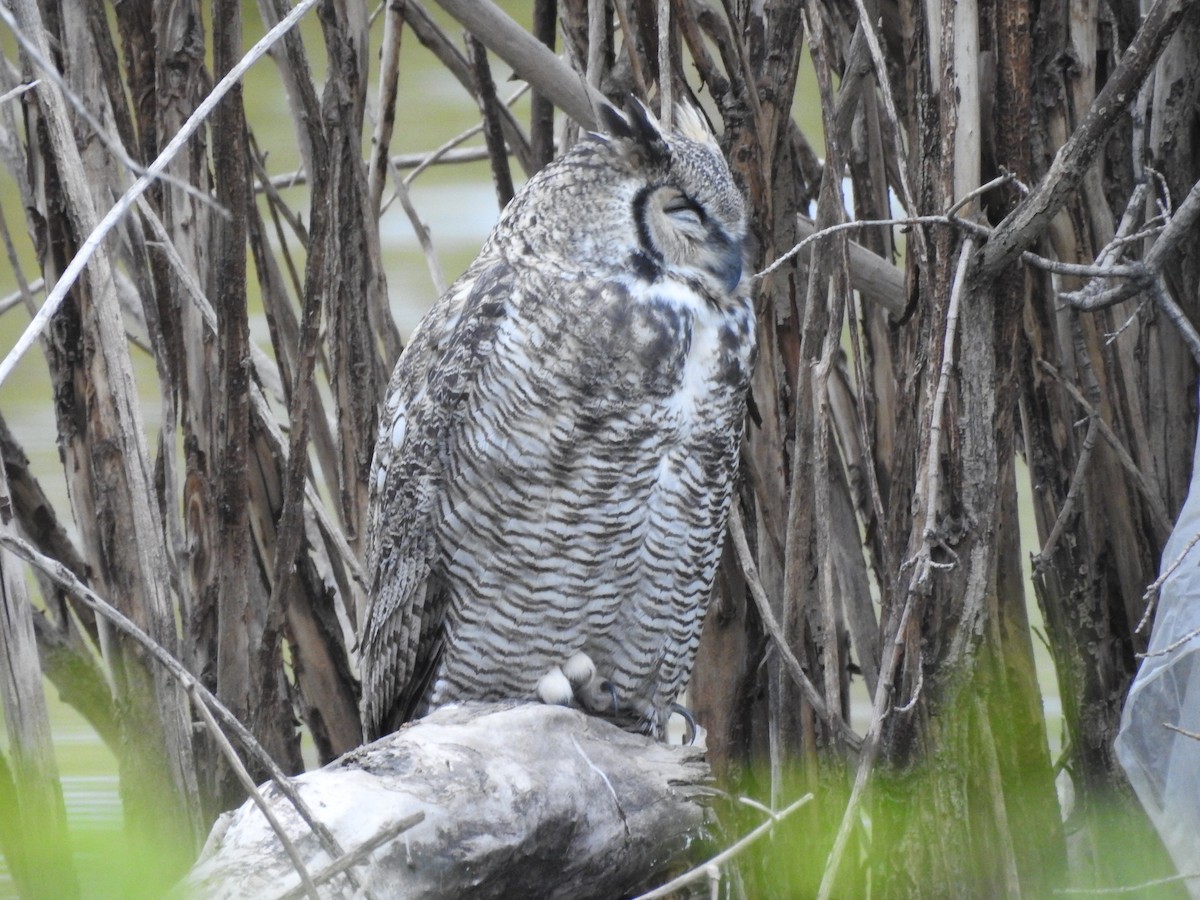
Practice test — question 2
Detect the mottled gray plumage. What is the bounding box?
[360,101,755,740]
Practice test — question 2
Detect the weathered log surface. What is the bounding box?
[183,702,713,899]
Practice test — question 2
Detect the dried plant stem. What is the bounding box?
[189,685,323,900]
[729,507,861,747]
[434,0,607,128]
[916,237,973,567]
[1032,417,1100,567]
[275,813,425,900]
[468,35,516,208]
[632,792,813,899]
[368,0,405,215]
[1037,360,1173,538]
[1138,532,1200,634]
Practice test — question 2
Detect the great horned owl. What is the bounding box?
[360,100,755,741]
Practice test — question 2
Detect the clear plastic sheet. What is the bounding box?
[1115,404,1200,895]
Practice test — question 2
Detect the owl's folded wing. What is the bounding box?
[360,261,513,740]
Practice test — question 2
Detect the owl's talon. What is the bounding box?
[670,702,698,745]
[601,680,620,714]
[536,666,574,706]
[574,671,619,715]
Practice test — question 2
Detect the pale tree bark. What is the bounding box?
[184,704,715,900]
[0,459,78,899]
[11,0,205,876]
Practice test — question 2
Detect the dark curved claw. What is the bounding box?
[670,702,698,746]
[600,680,620,715]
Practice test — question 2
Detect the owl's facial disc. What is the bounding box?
[635,185,744,293]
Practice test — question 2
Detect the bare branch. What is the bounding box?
[529,0,558,169]
[913,237,974,582]
[728,508,861,748]
[792,215,904,317]
[1138,532,1200,634]
[1032,418,1100,568]
[849,0,925,260]
[189,685,323,900]
[0,533,353,875]
[468,36,516,209]
[0,78,38,106]
[433,0,607,129]
[1163,723,1200,742]
[0,17,221,213]
[1052,869,1200,895]
[657,0,672,120]
[384,154,448,296]
[816,594,917,900]
[0,0,323,389]
[978,0,1190,279]
[0,458,78,898]
[1137,624,1200,660]
[1037,360,1173,539]
[612,1,649,100]
[275,813,425,900]
[368,0,405,216]
[1146,274,1200,366]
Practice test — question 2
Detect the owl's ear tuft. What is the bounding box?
[599,97,669,167]
[672,101,720,149]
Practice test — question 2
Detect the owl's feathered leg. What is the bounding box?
[534,665,574,706]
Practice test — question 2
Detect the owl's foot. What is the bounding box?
[535,652,620,714]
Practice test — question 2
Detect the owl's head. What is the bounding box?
[600,100,746,295]
[489,99,747,300]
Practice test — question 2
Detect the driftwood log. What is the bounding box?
[182,702,714,899]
